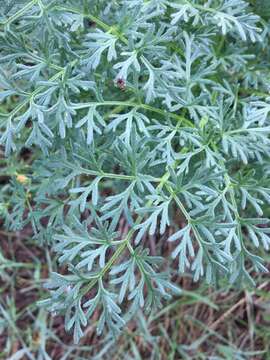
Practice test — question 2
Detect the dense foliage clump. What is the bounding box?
[0,0,270,344]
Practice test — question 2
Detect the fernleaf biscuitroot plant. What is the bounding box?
[0,0,270,344]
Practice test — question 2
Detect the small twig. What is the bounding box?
[208,281,269,330]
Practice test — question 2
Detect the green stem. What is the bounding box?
[0,69,64,119]
[79,122,187,297]
[72,101,193,127]
[0,60,78,119]
[165,183,205,249]
[53,6,129,45]
[0,0,38,26]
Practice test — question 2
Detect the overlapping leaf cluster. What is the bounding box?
[0,0,270,343]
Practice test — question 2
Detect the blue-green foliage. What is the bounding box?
[0,0,270,343]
